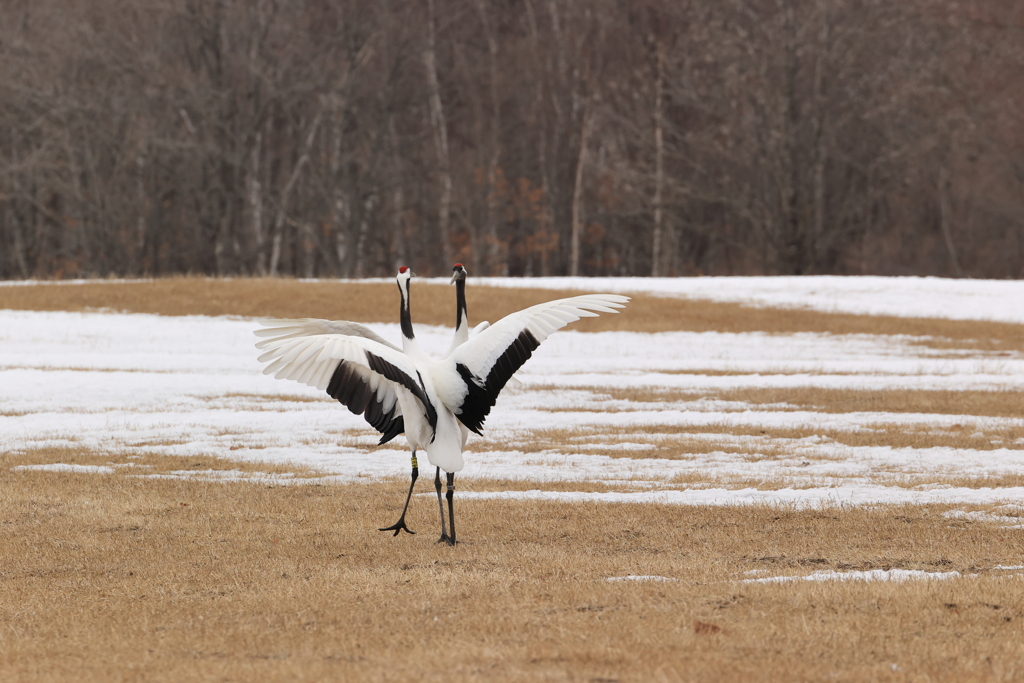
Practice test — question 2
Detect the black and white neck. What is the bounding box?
[451,263,468,339]
[396,267,416,343]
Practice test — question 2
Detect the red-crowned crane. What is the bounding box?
[381,263,484,540]
[255,264,480,541]
[255,268,628,545]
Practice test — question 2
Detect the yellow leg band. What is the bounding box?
[411,455,419,468]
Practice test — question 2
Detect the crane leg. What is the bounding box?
[434,467,451,544]
[379,451,418,536]
[445,472,457,546]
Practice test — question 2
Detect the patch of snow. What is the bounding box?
[605,575,678,582]
[11,463,115,474]
[742,569,962,584]
[453,486,1024,508]
[941,510,1024,528]
[470,276,1024,325]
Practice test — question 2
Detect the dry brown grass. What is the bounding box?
[718,386,1024,418]
[2,448,1024,682]
[541,385,1024,418]
[5,446,325,480]
[3,276,1023,350]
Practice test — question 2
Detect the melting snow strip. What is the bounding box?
[605,575,678,582]
[941,510,1024,529]
[11,463,115,474]
[471,275,1024,325]
[741,569,962,584]
[456,487,1024,508]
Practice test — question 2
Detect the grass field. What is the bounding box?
[2,277,1024,681]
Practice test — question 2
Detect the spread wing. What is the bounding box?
[255,318,402,353]
[445,294,628,434]
[254,322,435,444]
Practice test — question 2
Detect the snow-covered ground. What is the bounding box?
[2,277,1024,513]
[476,275,1024,325]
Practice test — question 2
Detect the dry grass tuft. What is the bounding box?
[2,448,1024,682]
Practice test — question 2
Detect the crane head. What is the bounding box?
[450,263,467,285]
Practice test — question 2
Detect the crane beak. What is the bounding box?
[449,272,459,285]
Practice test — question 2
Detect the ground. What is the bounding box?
[1,276,1023,681]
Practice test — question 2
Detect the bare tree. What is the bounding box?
[423,0,453,267]
[1,0,1023,280]
[650,35,666,277]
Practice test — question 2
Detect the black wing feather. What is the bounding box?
[455,329,539,434]
[364,350,438,434]
[326,360,406,444]
[378,416,405,445]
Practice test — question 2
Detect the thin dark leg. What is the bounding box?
[378,451,418,536]
[434,467,450,544]
[445,472,456,546]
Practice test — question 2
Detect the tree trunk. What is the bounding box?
[354,195,372,278]
[423,0,453,267]
[9,204,29,278]
[651,38,665,277]
[249,129,265,275]
[269,110,322,276]
[782,1,803,275]
[388,114,408,268]
[328,112,346,276]
[524,0,553,270]
[570,105,589,277]
[476,0,503,275]
[547,0,568,271]
[811,0,831,271]
[938,166,963,277]
[136,152,147,275]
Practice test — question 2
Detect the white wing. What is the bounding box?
[445,294,628,433]
[254,322,434,441]
[255,318,401,353]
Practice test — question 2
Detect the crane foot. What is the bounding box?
[379,518,415,536]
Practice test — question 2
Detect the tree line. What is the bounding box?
[1,0,1022,279]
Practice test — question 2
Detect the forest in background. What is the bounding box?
[1,0,1022,279]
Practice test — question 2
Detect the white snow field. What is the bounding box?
[2,276,1023,515]
[476,275,1024,324]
